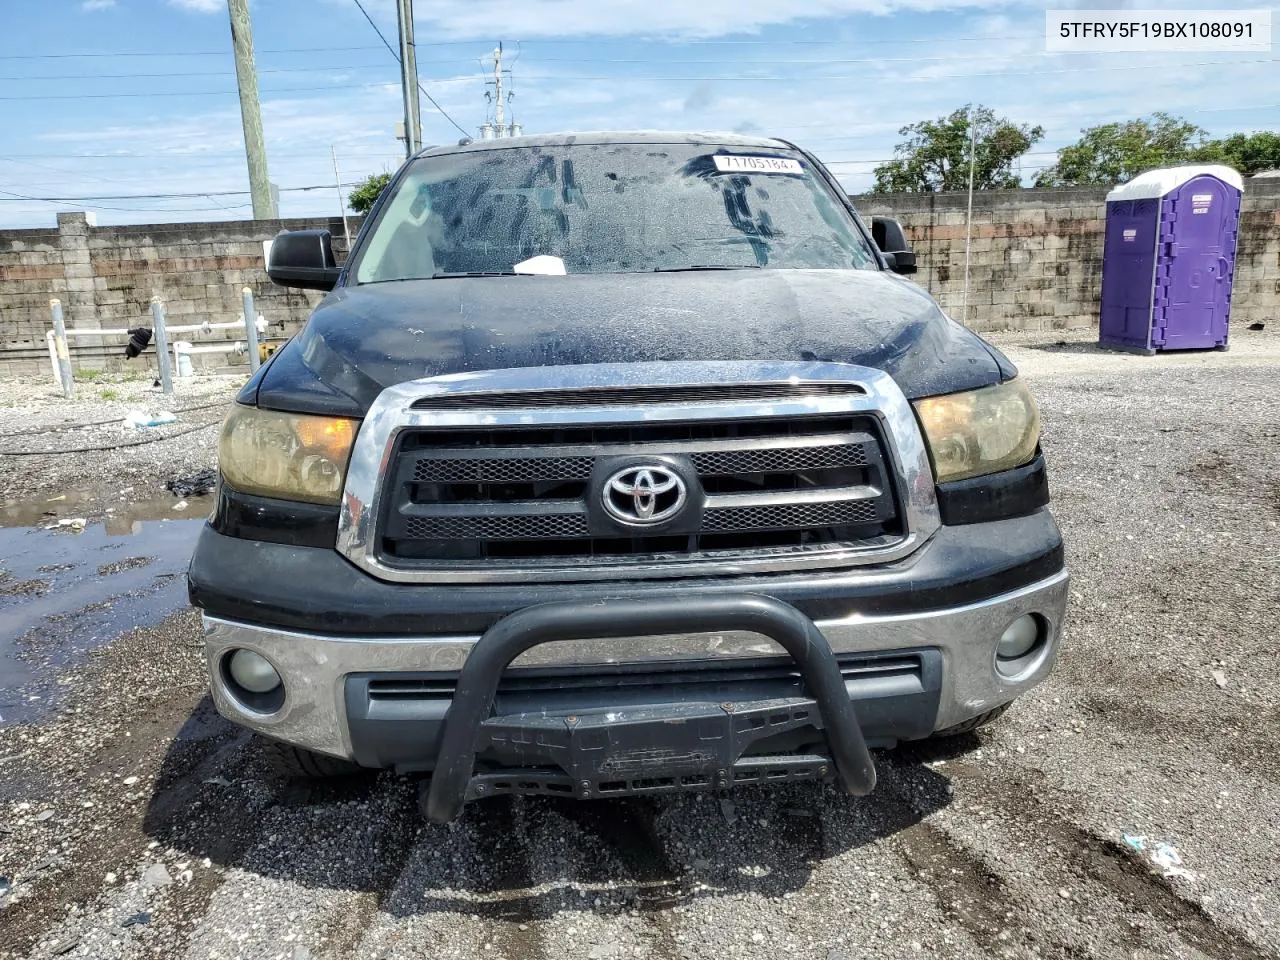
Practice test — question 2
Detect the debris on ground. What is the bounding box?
[1248,322,1265,331]
[1211,669,1228,689]
[123,410,178,430]
[1122,834,1198,881]
[165,467,218,498]
[141,863,172,888]
[719,798,737,824]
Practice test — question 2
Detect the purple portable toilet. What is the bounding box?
[1098,165,1243,354]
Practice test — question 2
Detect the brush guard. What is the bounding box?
[420,594,877,823]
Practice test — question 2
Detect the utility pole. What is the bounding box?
[396,0,422,157]
[493,43,504,137]
[227,0,276,219]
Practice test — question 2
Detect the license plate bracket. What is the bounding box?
[477,698,821,784]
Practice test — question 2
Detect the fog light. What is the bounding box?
[228,649,282,694]
[997,615,1041,660]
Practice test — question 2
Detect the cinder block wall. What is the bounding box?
[851,179,1280,332]
[0,213,362,377]
[1,181,1278,376]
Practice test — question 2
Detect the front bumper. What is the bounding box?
[201,567,1068,771]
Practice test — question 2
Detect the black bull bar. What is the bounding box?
[422,594,878,823]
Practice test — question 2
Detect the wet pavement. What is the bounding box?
[0,500,203,726]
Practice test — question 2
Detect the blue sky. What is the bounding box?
[1,0,1277,227]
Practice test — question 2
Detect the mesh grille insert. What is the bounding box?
[702,499,879,532]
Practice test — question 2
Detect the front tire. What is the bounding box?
[931,702,1013,738]
[260,737,363,779]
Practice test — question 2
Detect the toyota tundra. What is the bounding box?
[187,132,1067,822]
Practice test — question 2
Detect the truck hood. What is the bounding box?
[252,269,1015,417]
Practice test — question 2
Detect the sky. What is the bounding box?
[1,0,1277,227]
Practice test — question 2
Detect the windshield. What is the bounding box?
[350,142,879,283]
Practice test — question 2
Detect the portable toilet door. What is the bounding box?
[1099,164,1243,354]
[1162,171,1242,349]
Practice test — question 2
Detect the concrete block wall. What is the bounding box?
[851,179,1280,333]
[0,213,362,377]
[1,180,1278,376]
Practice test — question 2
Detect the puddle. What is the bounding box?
[0,504,206,725]
[0,489,189,530]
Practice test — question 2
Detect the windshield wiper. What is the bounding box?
[430,271,521,278]
[652,265,762,273]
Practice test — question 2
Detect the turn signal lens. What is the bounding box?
[913,379,1040,484]
[218,405,358,505]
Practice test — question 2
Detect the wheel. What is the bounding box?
[260,737,363,779]
[931,702,1012,738]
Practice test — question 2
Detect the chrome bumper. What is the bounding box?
[202,569,1068,761]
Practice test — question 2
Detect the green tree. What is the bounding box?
[1034,113,1209,187]
[873,105,1044,193]
[348,172,392,214]
[1195,131,1280,175]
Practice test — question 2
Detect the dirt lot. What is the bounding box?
[1,328,1278,960]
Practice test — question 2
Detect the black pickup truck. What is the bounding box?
[188,132,1067,823]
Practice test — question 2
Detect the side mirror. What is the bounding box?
[870,217,917,275]
[267,230,341,291]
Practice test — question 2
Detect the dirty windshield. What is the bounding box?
[351,142,879,282]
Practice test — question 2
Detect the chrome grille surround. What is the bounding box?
[336,361,941,584]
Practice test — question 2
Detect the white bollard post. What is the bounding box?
[46,330,63,389]
[50,299,74,399]
[150,297,173,396]
[242,287,261,372]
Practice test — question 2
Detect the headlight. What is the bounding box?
[218,404,357,504]
[913,379,1040,484]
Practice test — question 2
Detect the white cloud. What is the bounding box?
[409,0,1024,40]
[168,0,224,12]
[80,0,117,9]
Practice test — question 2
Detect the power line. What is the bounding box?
[0,36,1058,60]
[0,65,413,80]
[508,56,1280,82]
[5,98,1274,162]
[0,45,385,60]
[0,48,1143,81]
[349,0,470,139]
[0,79,479,101]
[0,183,366,202]
[5,50,1273,102]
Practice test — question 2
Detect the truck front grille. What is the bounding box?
[376,413,902,576]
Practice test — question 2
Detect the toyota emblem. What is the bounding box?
[601,465,687,526]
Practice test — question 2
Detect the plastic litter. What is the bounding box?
[1122,833,1197,880]
[55,518,87,532]
[121,911,151,928]
[165,467,218,498]
[719,798,737,824]
[123,410,178,429]
[1211,669,1228,689]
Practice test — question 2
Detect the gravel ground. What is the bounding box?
[1,326,1278,960]
[0,373,239,522]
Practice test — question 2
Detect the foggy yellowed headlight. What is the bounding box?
[218,405,357,505]
[912,379,1040,484]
